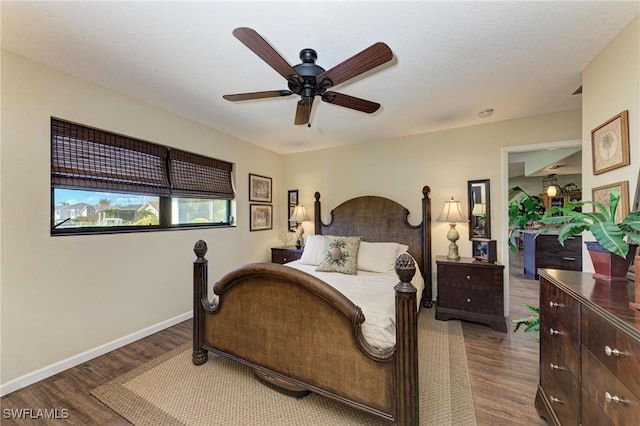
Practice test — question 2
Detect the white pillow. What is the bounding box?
[299,235,327,266]
[396,244,409,256]
[357,241,401,273]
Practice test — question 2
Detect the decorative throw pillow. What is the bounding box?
[299,235,327,266]
[315,235,362,275]
[357,241,401,273]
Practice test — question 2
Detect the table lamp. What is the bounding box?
[437,197,468,260]
[289,205,310,249]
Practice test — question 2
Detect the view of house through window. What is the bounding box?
[54,189,231,230]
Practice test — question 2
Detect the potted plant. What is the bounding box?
[537,188,640,281]
[508,187,545,252]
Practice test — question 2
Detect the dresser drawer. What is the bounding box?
[582,347,640,425]
[582,386,614,426]
[540,365,579,425]
[540,333,579,412]
[540,277,579,338]
[437,264,501,291]
[437,287,503,316]
[582,305,640,400]
[540,304,580,377]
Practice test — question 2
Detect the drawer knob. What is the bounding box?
[466,298,471,303]
[604,346,620,357]
[549,363,562,370]
[549,395,564,404]
[605,392,621,404]
[549,301,559,308]
[466,275,471,280]
[549,328,559,336]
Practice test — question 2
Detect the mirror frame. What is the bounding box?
[468,179,491,239]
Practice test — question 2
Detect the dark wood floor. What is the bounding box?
[1,251,545,425]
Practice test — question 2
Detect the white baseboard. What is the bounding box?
[0,311,192,397]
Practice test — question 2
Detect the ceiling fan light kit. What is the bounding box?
[223,27,393,126]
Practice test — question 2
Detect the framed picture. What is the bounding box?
[592,181,629,224]
[249,174,272,202]
[472,238,497,263]
[591,110,630,175]
[288,190,298,232]
[250,204,273,231]
[634,167,640,213]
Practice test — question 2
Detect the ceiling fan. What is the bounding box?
[223,27,393,126]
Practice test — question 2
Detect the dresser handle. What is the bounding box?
[549,363,562,370]
[549,301,559,308]
[549,328,559,336]
[549,395,563,404]
[562,257,576,261]
[466,298,471,303]
[466,275,471,280]
[605,392,622,404]
[604,346,620,357]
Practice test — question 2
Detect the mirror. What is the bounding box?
[468,179,491,239]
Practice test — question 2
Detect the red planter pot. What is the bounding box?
[585,241,638,282]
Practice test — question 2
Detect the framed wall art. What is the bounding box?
[472,238,497,263]
[288,189,298,232]
[591,110,630,175]
[249,174,272,202]
[592,180,629,224]
[250,204,273,231]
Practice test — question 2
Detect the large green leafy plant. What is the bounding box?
[512,304,540,341]
[508,187,545,252]
[538,188,640,258]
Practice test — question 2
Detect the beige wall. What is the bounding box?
[283,109,582,283]
[0,51,284,387]
[581,15,640,273]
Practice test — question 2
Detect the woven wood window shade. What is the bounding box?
[51,119,234,199]
[51,119,171,196]
[169,149,234,199]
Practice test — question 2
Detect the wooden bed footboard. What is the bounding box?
[192,241,419,425]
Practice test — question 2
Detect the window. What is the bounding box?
[51,118,234,235]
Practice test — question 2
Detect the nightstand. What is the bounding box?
[435,255,506,332]
[271,246,303,264]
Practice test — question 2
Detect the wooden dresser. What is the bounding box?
[536,269,640,425]
[435,256,506,332]
[523,232,582,279]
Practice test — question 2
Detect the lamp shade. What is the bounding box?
[471,203,486,216]
[436,198,468,223]
[543,174,560,196]
[289,205,310,222]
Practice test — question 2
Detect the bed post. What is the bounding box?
[422,185,433,308]
[192,240,208,366]
[394,254,419,425]
[314,191,321,235]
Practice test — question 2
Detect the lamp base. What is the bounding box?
[446,223,460,260]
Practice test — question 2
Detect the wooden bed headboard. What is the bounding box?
[313,186,432,307]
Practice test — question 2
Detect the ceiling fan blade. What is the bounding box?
[294,97,313,125]
[232,27,299,81]
[321,92,380,113]
[223,90,292,101]
[316,42,392,88]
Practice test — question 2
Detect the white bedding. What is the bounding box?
[284,259,425,350]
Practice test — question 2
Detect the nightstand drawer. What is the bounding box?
[437,264,500,291]
[437,287,502,316]
[271,246,303,264]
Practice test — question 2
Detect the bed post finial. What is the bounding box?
[192,240,209,366]
[314,191,322,235]
[422,185,431,199]
[393,253,419,425]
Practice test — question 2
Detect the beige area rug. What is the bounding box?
[92,309,476,426]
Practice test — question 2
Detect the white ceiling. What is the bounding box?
[2,1,638,154]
